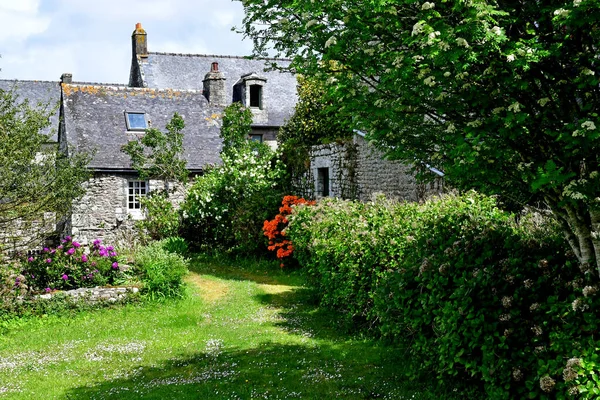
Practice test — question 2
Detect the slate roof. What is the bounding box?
[0,79,61,141]
[136,53,297,127]
[61,83,222,171]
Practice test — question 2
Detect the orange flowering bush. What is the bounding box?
[263,195,315,267]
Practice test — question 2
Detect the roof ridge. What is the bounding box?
[70,80,128,87]
[0,78,59,84]
[148,51,292,62]
[63,83,205,94]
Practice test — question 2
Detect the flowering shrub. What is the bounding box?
[180,103,286,254]
[22,237,122,292]
[137,190,181,240]
[287,193,600,398]
[263,195,314,266]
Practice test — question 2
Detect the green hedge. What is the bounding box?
[135,240,189,299]
[287,193,600,398]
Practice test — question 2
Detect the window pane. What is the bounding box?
[249,85,261,108]
[126,113,147,130]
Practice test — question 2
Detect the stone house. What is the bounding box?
[309,131,444,202]
[0,23,298,246]
[0,22,442,249]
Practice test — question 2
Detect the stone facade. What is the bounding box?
[69,173,186,245]
[310,134,444,202]
[0,213,56,256]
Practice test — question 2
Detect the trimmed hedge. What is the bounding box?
[288,193,600,399]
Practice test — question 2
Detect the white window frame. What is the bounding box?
[127,179,148,217]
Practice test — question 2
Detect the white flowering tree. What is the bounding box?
[239,0,600,273]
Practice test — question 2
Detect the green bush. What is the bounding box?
[288,193,600,398]
[137,190,181,240]
[159,236,189,256]
[135,242,188,299]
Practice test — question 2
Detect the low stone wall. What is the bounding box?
[37,286,140,303]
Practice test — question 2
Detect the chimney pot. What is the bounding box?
[60,73,73,84]
[211,62,219,72]
[136,22,142,30]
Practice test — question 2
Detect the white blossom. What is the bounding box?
[507,54,516,62]
[508,102,521,112]
[325,36,337,48]
[538,97,550,107]
[582,68,595,76]
[423,76,436,87]
[422,2,435,10]
[554,8,570,17]
[456,37,469,47]
[412,21,425,36]
[490,26,502,35]
[573,0,582,6]
[445,123,456,133]
[305,19,318,28]
[581,120,596,130]
[443,71,451,77]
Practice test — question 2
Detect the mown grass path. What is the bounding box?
[0,257,437,399]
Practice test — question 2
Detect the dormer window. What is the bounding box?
[249,85,262,108]
[125,112,147,131]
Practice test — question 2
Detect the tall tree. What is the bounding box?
[0,88,89,249]
[239,0,600,273]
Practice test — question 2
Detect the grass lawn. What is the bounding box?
[0,256,462,399]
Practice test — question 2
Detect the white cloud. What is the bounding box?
[0,0,252,82]
[0,0,50,42]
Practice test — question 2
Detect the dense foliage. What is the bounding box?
[263,195,315,266]
[181,103,285,253]
[0,88,89,248]
[239,0,600,273]
[288,193,600,398]
[137,190,181,240]
[134,239,188,299]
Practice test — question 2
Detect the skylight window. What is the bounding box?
[125,112,147,131]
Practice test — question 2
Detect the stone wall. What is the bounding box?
[310,135,443,202]
[69,172,186,245]
[0,213,57,256]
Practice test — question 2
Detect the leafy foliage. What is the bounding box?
[0,88,89,247]
[121,112,188,185]
[288,193,600,398]
[137,190,180,240]
[181,104,286,253]
[134,240,188,299]
[239,0,600,272]
[263,195,315,267]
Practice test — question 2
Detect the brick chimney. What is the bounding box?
[131,22,148,58]
[203,62,227,106]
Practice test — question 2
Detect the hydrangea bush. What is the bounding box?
[22,237,122,292]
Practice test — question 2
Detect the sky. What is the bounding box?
[0,0,253,84]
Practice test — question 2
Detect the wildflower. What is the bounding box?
[506,54,516,62]
[553,8,570,18]
[422,2,435,10]
[46,258,52,263]
[529,303,540,311]
[45,288,51,293]
[62,274,69,280]
[43,247,49,253]
[455,37,469,47]
[539,375,556,393]
[523,279,533,288]
[57,245,63,250]
[499,313,511,322]
[512,368,523,381]
[531,325,543,336]
[112,262,119,270]
[27,257,34,262]
[412,21,425,36]
[581,121,596,130]
[91,262,97,267]
[67,248,76,255]
[490,26,502,35]
[501,296,512,308]
[72,242,81,248]
[81,254,88,262]
[65,236,72,241]
[582,285,597,297]
[573,0,582,6]
[563,358,582,382]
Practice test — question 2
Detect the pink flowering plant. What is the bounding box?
[23,236,122,292]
